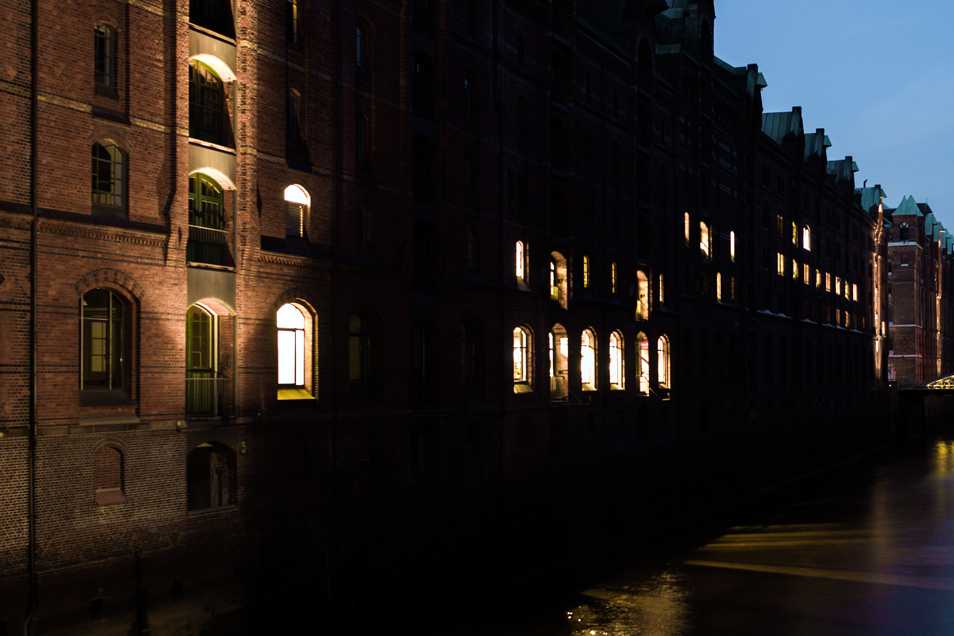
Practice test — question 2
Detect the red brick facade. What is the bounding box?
[0,0,917,633]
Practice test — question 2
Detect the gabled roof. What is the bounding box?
[856,184,887,217]
[762,107,803,144]
[826,157,858,185]
[894,195,923,218]
[804,128,831,161]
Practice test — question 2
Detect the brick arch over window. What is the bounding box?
[74,268,145,301]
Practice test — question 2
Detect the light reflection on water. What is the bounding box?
[565,568,689,636]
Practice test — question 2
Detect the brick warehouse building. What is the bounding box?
[0,0,913,633]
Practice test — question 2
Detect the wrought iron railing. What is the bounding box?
[186,374,222,417]
[187,225,231,266]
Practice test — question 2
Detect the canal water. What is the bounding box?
[442,431,954,635]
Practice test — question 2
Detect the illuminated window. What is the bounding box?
[609,331,624,390]
[638,332,650,395]
[776,213,784,236]
[581,328,597,391]
[636,270,650,320]
[816,269,822,288]
[803,263,810,284]
[792,259,798,279]
[777,253,785,276]
[729,230,736,262]
[284,184,310,238]
[791,221,798,245]
[94,23,116,95]
[91,141,125,210]
[287,0,300,45]
[277,303,314,399]
[658,273,665,304]
[582,255,590,289]
[716,272,722,301]
[549,324,568,399]
[699,222,711,259]
[515,241,527,281]
[657,335,670,389]
[684,212,690,243]
[802,226,811,250]
[826,272,831,292]
[82,289,126,392]
[513,326,532,391]
[835,277,841,295]
[550,252,567,308]
[610,262,617,294]
[852,283,858,302]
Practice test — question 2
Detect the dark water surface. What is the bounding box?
[441,433,954,635]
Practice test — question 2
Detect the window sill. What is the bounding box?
[96,488,126,506]
[278,388,316,401]
[513,383,533,394]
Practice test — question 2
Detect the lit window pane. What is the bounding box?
[278,330,296,384]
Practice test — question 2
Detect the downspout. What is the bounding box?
[26,0,40,631]
[328,0,342,610]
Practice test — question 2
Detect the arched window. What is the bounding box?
[581,328,597,391]
[638,332,650,395]
[189,61,229,146]
[356,22,368,75]
[188,173,229,265]
[609,331,624,390]
[277,303,313,398]
[636,270,650,320]
[684,212,691,243]
[730,230,736,262]
[94,23,116,95]
[95,446,125,505]
[82,289,125,392]
[550,251,567,308]
[513,326,532,392]
[284,184,310,238]
[657,334,670,389]
[91,142,125,210]
[515,240,527,282]
[187,442,235,510]
[549,324,568,400]
[186,304,217,416]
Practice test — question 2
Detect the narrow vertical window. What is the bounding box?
[581,329,597,391]
[513,327,532,391]
[716,272,722,301]
[658,273,665,304]
[729,230,736,262]
[609,331,624,390]
[610,262,617,295]
[356,23,367,75]
[638,333,650,395]
[287,0,300,46]
[636,270,650,320]
[802,226,811,250]
[515,241,527,281]
[277,304,306,387]
[284,184,310,238]
[582,255,590,289]
[94,23,116,95]
[657,335,670,389]
[189,62,228,146]
[684,212,691,243]
[356,113,370,169]
[82,289,124,391]
[91,142,125,210]
[349,314,371,386]
[699,221,711,259]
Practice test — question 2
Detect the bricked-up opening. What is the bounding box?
[187,442,235,510]
[549,324,568,401]
[277,302,315,401]
[94,23,116,97]
[91,141,125,213]
[95,446,126,505]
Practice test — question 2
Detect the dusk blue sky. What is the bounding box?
[714,0,954,228]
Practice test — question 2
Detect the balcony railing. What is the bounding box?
[187,224,231,266]
[186,374,224,417]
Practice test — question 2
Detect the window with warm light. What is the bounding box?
[816,269,822,288]
[582,255,590,289]
[636,270,650,320]
[610,262,617,294]
[277,303,314,399]
[581,329,597,391]
[657,335,670,389]
[791,221,798,245]
[835,277,841,295]
[802,226,811,250]
[684,212,690,243]
[716,272,722,301]
[852,283,858,302]
[792,259,798,280]
[803,263,810,284]
[515,241,526,281]
[658,274,665,304]
[699,222,711,259]
[284,184,310,238]
[638,333,650,395]
[729,230,735,262]
[609,331,624,390]
[826,272,831,292]
[513,326,532,391]
[550,252,567,308]
[549,324,568,399]
[777,253,785,276]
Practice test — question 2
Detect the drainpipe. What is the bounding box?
[26,0,40,632]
